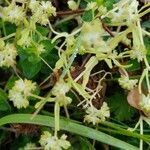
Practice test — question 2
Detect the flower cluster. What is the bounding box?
[29,0,56,25]
[8,79,36,109]
[39,131,71,150]
[139,94,150,114]
[118,76,138,90]
[68,0,78,10]
[84,102,110,125]
[1,3,25,25]
[107,0,139,25]
[81,19,106,50]
[19,143,37,150]
[0,40,17,67]
[51,79,72,106]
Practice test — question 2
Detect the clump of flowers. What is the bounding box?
[8,79,36,109]
[84,102,110,125]
[1,2,25,25]
[0,40,17,67]
[68,0,78,10]
[81,19,106,50]
[19,143,37,150]
[39,131,71,150]
[106,0,139,25]
[118,76,138,90]
[51,79,72,106]
[29,0,56,25]
[139,94,150,115]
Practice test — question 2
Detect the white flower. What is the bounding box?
[84,102,110,125]
[81,19,105,49]
[52,79,70,96]
[86,2,98,10]
[17,28,31,47]
[98,102,110,122]
[139,94,150,113]
[108,0,139,25]
[68,0,78,10]
[36,44,45,56]
[118,76,138,90]
[0,43,17,67]
[19,143,37,150]
[2,3,25,25]
[41,1,56,16]
[51,79,72,106]
[8,79,36,109]
[29,0,40,12]
[39,131,71,150]
[130,47,146,62]
[29,0,56,25]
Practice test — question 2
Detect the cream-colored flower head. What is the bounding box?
[29,0,56,25]
[39,131,71,150]
[1,3,25,25]
[68,0,78,10]
[81,19,105,50]
[118,76,138,90]
[139,94,150,114]
[51,79,72,106]
[84,102,110,125]
[108,0,138,25]
[0,42,17,67]
[8,79,36,109]
[86,2,98,10]
[52,79,70,96]
[19,143,37,150]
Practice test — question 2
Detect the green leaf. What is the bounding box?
[107,92,135,121]
[0,88,11,112]
[36,25,49,36]
[70,136,93,150]
[82,10,93,22]
[0,114,138,150]
[40,39,55,55]
[17,46,42,78]
[126,59,140,72]
[142,20,150,29]
[104,0,115,10]
[20,58,42,79]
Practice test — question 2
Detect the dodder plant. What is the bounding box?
[0,0,150,149]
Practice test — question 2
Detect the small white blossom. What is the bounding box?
[36,44,45,56]
[68,0,78,10]
[39,131,71,150]
[1,3,25,25]
[108,0,139,25]
[8,79,36,109]
[52,79,72,106]
[29,0,56,25]
[41,1,56,16]
[130,47,146,62]
[29,0,40,12]
[0,43,17,67]
[19,143,37,150]
[52,79,70,96]
[118,76,138,90]
[86,2,98,10]
[139,94,150,114]
[81,19,105,49]
[84,102,110,125]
